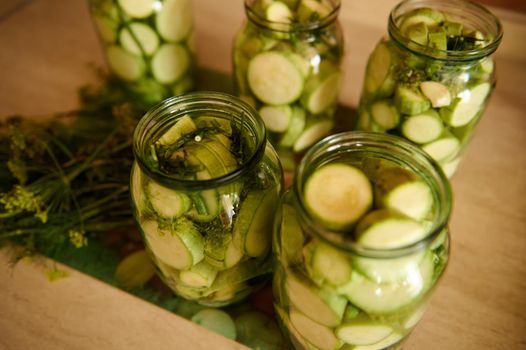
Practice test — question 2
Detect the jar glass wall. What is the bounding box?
[273,132,451,350]
[88,0,196,108]
[233,0,344,170]
[131,92,282,306]
[356,0,502,177]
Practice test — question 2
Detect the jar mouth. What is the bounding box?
[133,92,267,191]
[388,0,503,61]
[244,0,341,32]
[293,132,452,258]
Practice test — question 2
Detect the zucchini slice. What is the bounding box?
[146,180,191,219]
[355,209,426,250]
[259,104,292,133]
[286,272,347,328]
[302,71,343,115]
[394,86,431,115]
[353,251,425,284]
[279,106,306,148]
[248,51,304,105]
[265,1,293,23]
[151,44,190,84]
[370,100,400,130]
[303,240,352,286]
[130,163,143,208]
[440,82,490,127]
[373,166,433,221]
[289,308,342,350]
[115,250,156,289]
[118,0,155,18]
[179,261,218,288]
[191,309,237,340]
[156,114,197,146]
[280,204,305,266]
[106,45,145,81]
[233,189,279,258]
[92,15,118,43]
[335,313,393,346]
[401,109,444,144]
[352,332,404,350]
[364,42,393,95]
[156,0,193,42]
[337,254,434,315]
[398,8,445,35]
[141,219,204,270]
[304,163,373,231]
[406,22,428,46]
[120,21,160,56]
[292,119,333,153]
[421,131,460,163]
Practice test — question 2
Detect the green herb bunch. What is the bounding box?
[0,93,140,259]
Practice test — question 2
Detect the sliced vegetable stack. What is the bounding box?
[89,0,195,105]
[233,0,344,166]
[273,158,448,350]
[357,6,497,177]
[131,113,280,306]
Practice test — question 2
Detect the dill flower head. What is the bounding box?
[68,229,88,248]
[0,185,48,223]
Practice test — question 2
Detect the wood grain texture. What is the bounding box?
[0,253,248,350]
[0,0,525,349]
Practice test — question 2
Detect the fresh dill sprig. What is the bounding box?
[0,86,140,260]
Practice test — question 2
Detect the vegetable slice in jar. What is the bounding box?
[247,51,305,105]
[141,219,204,270]
[156,0,193,42]
[151,44,190,84]
[120,22,160,56]
[304,163,373,230]
[106,45,145,81]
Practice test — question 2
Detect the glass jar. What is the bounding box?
[88,0,196,107]
[356,0,502,177]
[273,132,451,350]
[232,0,344,171]
[131,92,283,306]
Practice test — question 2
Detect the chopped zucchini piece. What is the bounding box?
[395,86,431,115]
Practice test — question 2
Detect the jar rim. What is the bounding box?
[133,91,267,191]
[388,0,503,61]
[292,131,452,258]
[244,0,341,32]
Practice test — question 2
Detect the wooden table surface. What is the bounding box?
[1,1,525,349]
